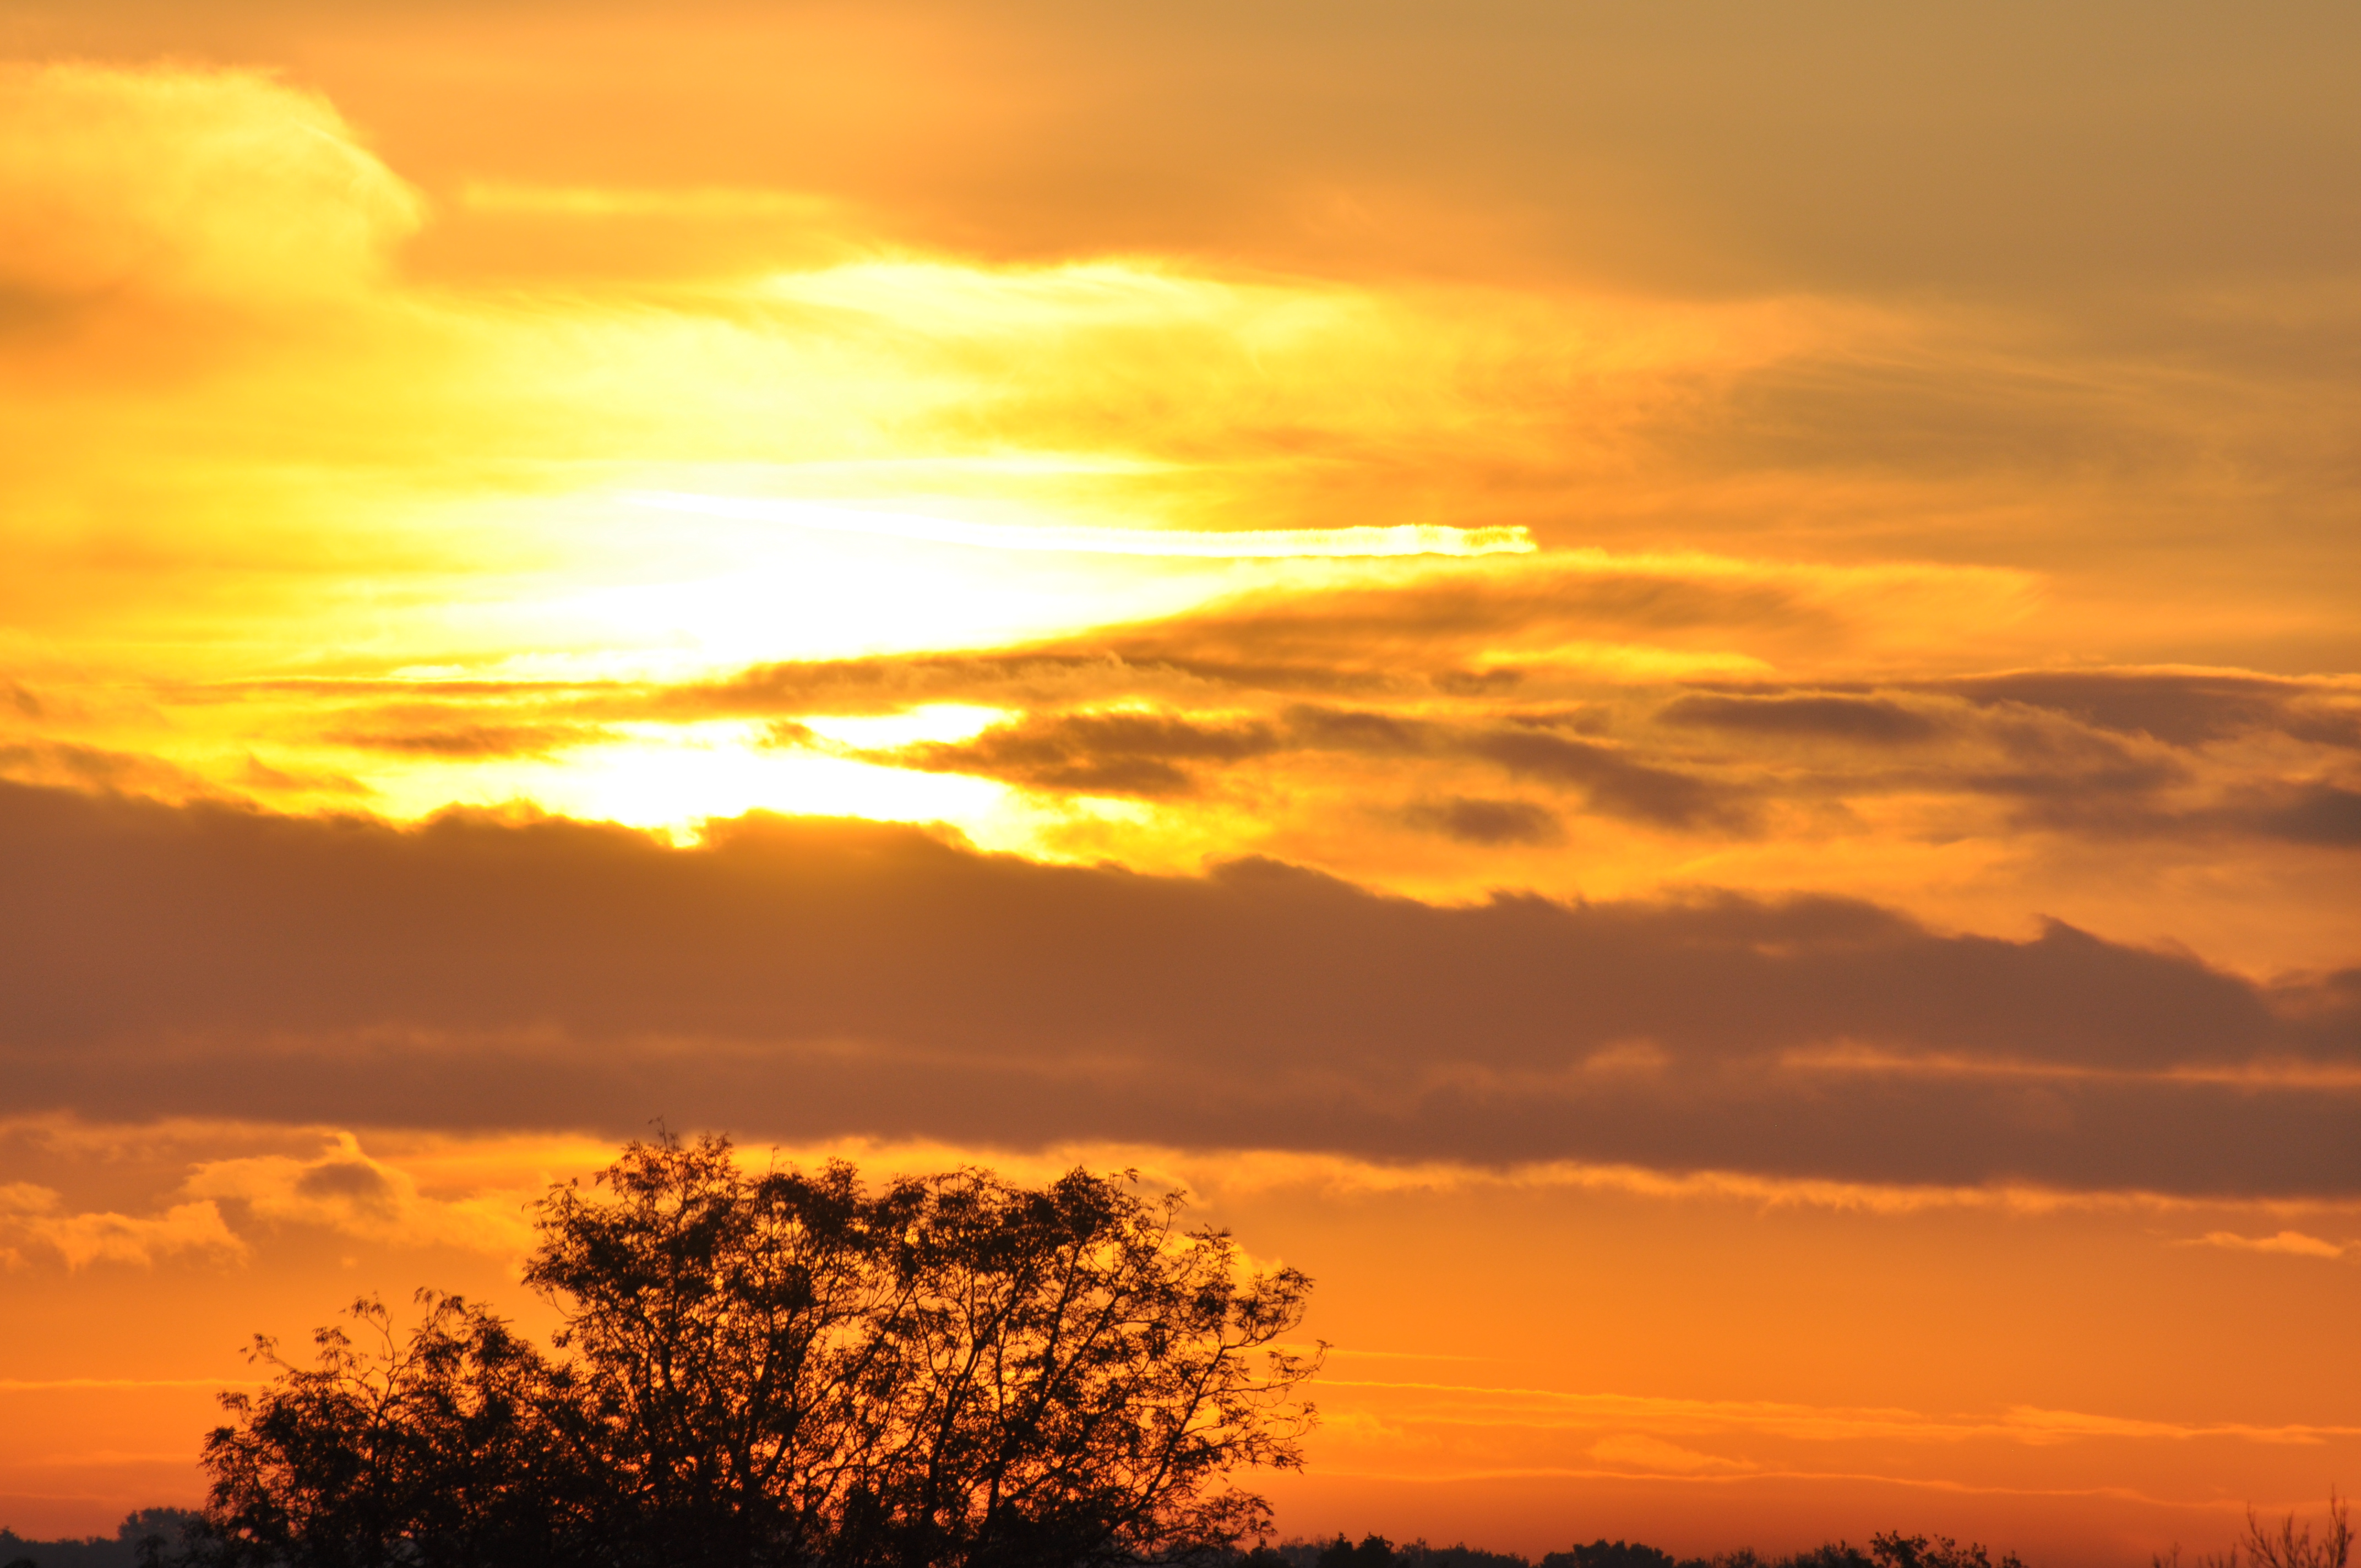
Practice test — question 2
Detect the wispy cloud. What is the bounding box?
[623,492,1536,558]
[2182,1230,2353,1260]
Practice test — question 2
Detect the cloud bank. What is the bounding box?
[4,781,2352,1201]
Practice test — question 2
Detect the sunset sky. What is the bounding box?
[2,2,2358,1561]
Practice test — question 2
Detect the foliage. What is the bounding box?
[1541,1544,1677,1568]
[0,1511,199,1568]
[1261,1539,1537,1567]
[193,1292,602,1567]
[183,1134,1320,1568]
[1864,1533,2027,1568]
[2156,1492,2353,1568]
[1253,1536,2035,1568]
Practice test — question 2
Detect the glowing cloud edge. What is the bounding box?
[621,490,1536,558]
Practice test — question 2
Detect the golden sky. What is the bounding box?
[2,3,2357,1560]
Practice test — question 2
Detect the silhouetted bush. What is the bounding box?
[2155,1490,2352,1568]
[1776,1546,1875,1568]
[1264,1540,1533,1568]
[1541,1543,1676,1568]
[1318,1536,1399,1568]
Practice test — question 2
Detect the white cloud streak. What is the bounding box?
[623,492,1536,558]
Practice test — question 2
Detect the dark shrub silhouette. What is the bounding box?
[1541,1544,1675,1568]
[2155,1490,2351,1568]
[1864,1534,2026,1568]
[185,1134,1320,1568]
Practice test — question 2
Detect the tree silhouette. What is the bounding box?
[2154,1491,2353,1568]
[182,1134,1320,1568]
[1540,1543,1676,1568]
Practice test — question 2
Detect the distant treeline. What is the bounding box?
[0,1510,194,1568]
[0,1523,2019,1568]
[20,1509,2355,1568]
[1258,1534,2026,1568]
[0,1524,2008,1568]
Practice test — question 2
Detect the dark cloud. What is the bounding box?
[1090,569,1824,671]
[2227,781,2361,847]
[33,0,2359,309]
[655,565,1828,723]
[296,1158,393,1203]
[0,739,223,800]
[1937,670,2338,749]
[5,781,2352,1197]
[1658,693,1939,744]
[1467,726,1752,831]
[230,652,2361,851]
[884,712,1281,797]
[324,722,616,759]
[861,704,1734,828]
[1957,714,2187,813]
[1400,796,1564,846]
[237,754,374,796]
[1282,705,1437,755]
[664,653,1177,718]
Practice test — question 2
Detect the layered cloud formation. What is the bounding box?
[4,781,2353,1200]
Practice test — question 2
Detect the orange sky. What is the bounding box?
[1,3,2357,1561]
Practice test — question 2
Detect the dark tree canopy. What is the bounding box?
[183,1135,1320,1568]
[1539,1545,1677,1568]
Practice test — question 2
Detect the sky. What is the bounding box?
[0,2,2357,1560]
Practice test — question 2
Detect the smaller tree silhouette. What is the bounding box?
[1541,1542,1676,1568]
[2155,1490,2352,1568]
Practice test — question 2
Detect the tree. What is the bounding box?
[1865,1534,2026,1568]
[1540,1544,1677,1568]
[193,1293,598,1568]
[2155,1492,2353,1568]
[185,1134,1320,1568]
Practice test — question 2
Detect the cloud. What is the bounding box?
[0,62,420,306]
[181,1132,538,1254]
[1587,1434,1753,1474]
[1399,797,1564,847]
[2227,782,2361,848]
[1316,1377,2361,1450]
[1080,562,1838,676]
[323,722,619,760]
[456,183,841,220]
[1659,693,1940,744]
[0,1182,243,1270]
[1588,1434,1753,1474]
[1937,671,2361,751]
[1,781,2354,1199]
[0,741,227,803]
[876,710,1283,797]
[626,492,1536,559]
[858,704,1746,829]
[236,755,374,797]
[2185,1230,2351,1260]
[1464,725,1752,831]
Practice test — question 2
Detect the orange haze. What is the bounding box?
[2,4,2357,1562]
